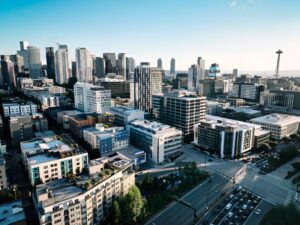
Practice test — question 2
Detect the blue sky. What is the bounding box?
[0,0,299,71]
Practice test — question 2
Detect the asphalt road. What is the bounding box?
[181,144,294,205]
[145,174,230,225]
[244,200,275,225]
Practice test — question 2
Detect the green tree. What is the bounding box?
[260,204,300,225]
[120,185,144,225]
[111,200,121,225]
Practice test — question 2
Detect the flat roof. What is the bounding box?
[0,200,26,224]
[250,113,300,126]
[203,115,257,130]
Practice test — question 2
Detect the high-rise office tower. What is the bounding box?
[117,53,126,77]
[103,53,116,75]
[152,90,207,140]
[0,56,16,87]
[208,63,221,78]
[134,62,163,112]
[233,69,238,81]
[71,61,76,77]
[126,57,135,80]
[170,58,176,78]
[10,54,24,74]
[27,45,42,78]
[17,41,29,69]
[188,57,205,92]
[55,44,70,84]
[75,48,93,83]
[95,57,105,78]
[157,58,163,69]
[46,47,56,80]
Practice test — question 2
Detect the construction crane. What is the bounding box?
[275,49,283,78]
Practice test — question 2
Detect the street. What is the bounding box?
[145,174,230,225]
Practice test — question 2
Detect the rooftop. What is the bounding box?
[130,120,181,135]
[202,115,257,130]
[21,134,86,165]
[35,154,132,208]
[0,201,26,224]
[250,113,300,125]
[110,106,144,115]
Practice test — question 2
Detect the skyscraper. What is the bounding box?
[10,54,24,74]
[0,56,16,88]
[27,45,42,78]
[134,62,163,112]
[170,58,175,78]
[157,58,163,69]
[103,53,116,75]
[208,63,221,78]
[17,41,29,69]
[75,48,93,83]
[117,53,126,77]
[71,61,76,77]
[233,69,238,81]
[55,44,70,84]
[188,57,205,92]
[46,47,55,80]
[126,57,135,80]
[95,57,105,78]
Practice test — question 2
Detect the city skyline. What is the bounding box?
[0,0,300,71]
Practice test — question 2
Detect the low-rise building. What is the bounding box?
[83,124,129,155]
[130,120,182,164]
[194,115,257,158]
[0,200,26,225]
[2,102,37,117]
[250,113,300,140]
[20,135,88,186]
[69,113,100,139]
[33,153,135,225]
[110,106,144,126]
[9,115,34,145]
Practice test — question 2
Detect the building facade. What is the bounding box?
[194,115,256,158]
[20,135,88,186]
[74,82,111,114]
[33,154,135,225]
[250,113,300,140]
[133,63,163,113]
[130,120,182,164]
[55,44,70,85]
[152,90,206,140]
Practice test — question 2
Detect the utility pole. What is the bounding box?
[275,49,283,78]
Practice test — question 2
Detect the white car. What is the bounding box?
[255,209,261,215]
[242,204,248,210]
[228,212,233,217]
[225,203,232,210]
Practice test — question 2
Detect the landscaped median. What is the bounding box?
[102,161,209,225]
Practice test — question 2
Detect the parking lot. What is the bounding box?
[198,186,274,225]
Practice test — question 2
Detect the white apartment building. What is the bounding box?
[20,135,88,186]
[250,113,300,140]
[2,103,37,117]
[33,154,135,225]
[130,120,182,164]
[74,82,111,114]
